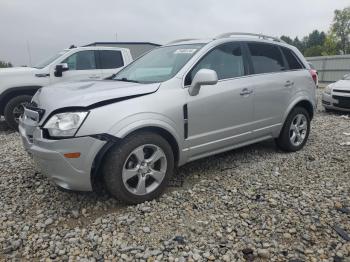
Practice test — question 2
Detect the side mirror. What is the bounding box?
[343,73,349,80]
[54,63,69,77]
[188,69,218,96]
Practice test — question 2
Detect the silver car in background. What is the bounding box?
[322,74,350,112]
[19,33,317,204]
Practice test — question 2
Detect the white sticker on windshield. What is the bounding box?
[174,49,197,54]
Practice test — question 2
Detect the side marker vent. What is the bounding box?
[183,104,188,139]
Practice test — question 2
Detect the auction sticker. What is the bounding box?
[174,49,197,54]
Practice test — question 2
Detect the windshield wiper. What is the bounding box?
[114,77,139,83]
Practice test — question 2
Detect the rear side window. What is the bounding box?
[281,47,303,70]
[185,42,245,85]
[247,43,285,74]
[99,50,124,69]
[63,51,96,70]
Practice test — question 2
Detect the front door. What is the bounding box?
[185,42,255,158]
[50,50,102,83]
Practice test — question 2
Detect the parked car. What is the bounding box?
[19,33,317,204]
[322,73,350,112]
[0,46,133,129]
[308,62,319,87]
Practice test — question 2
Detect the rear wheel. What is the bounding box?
[103,131,174,204]
[4,95,32,131]
[276,107,310,152]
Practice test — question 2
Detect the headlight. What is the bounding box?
[324,85,332,95]
[44,111,88,137]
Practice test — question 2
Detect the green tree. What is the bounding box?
[321,33,340,56]
[304,45,324,57]
[306,30,326,48]
[280,35,294,45]
[331,6,350,54]
[293,37,305,53]
[0,60,13,68]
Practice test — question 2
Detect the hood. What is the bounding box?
[33,80,160,116]
[331,80,350,91]
[0,67,42,92]
[0,67,38,75]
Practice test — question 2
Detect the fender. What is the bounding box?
[107,114,186,165]
[282,91,316,124]
[0,85,42,114]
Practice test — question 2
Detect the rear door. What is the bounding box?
[98,50,125,78]
[52,50,102,82]
[185,42,255,158]
[245,42,292,133]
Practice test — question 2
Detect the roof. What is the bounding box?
[85,42,161,47]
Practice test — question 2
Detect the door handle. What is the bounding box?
[240,88,253,96]
[89,75,100,79]
[284,80,294,87]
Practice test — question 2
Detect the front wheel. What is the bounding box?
[103,131,174,204]
[276,107,310,152]
[4,95,32,131]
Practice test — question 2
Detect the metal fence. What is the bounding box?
[306,54,350,83]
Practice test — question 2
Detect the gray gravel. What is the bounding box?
[1,89,350,261]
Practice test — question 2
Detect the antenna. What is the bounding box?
[26,40,32,67]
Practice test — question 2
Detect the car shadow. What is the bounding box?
[0,118,14,133]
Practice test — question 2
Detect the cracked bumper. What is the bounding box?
[18,117,106,191]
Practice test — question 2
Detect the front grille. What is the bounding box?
[333,95,350,109]
[333,89,350,94]
[24,102,45,122]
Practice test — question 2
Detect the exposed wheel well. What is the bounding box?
[90,127,180,191]
[294,100,314,120]
[0,87,39,115]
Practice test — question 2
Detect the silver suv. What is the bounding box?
[19,33,317,204]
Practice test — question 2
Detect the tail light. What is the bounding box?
[309,69,318,86]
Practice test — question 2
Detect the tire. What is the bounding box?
[103,131,174,204]
[276,107,311,152]
[4,95,32,131]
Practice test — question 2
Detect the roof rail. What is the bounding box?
[167,38,200,44]
[215,32,285,43]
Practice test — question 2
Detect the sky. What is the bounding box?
[0,0,349,66]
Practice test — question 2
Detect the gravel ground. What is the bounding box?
[0,89,350,261]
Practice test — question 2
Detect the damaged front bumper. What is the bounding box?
[18,113,106,191]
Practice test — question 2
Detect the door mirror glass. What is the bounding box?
[54,63,69,77]
[188,69,218,96]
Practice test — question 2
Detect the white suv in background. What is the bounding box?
[0,46,133,129]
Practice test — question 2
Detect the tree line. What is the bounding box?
[0,61,12,68]
[281,6,350,57]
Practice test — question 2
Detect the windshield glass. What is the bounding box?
[114,44,204,83]
[34,50,69,69]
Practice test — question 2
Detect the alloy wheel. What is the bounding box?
[289,114,308,147]
[122,144,167,195]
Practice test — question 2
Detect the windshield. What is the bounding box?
[34,50,69,69]
[114,44,204,83]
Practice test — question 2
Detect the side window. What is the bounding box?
[247,43,285,74]
[62,51,96,70]
[99,50,124,69]
[281,47,303,70]
[185,43,245,85]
